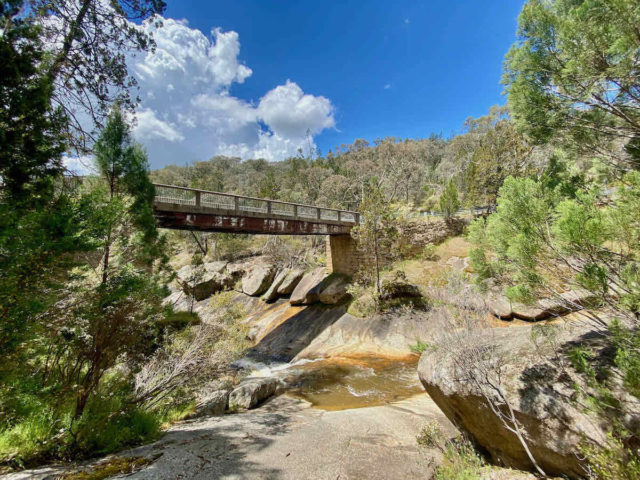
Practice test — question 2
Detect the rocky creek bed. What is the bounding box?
[4,253,617,479]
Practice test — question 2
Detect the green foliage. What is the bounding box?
[435,437,485,480]
[470,159,640,474]
[581,434,640,480]
[461,106,533,208]
[420,244,438,261]
[352,182,398,292]
[0,1,68,201]
[0,371,163,467]
[94,105,161,259]
[159,310,201,329]
[609,321,640,398]
[504,0,640,166]
[439,180,460,218]
[416,420,443,448]
[409,340,430,355]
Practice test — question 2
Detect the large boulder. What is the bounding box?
[228,377,283,410]
[487,289,597,321]
[487,295,513,320]
[242,264,275,296]
[289,268,328,305]
[177,262,233,301]
[277,268,304,295]
[190,390,230,418]
[261,268,289,302]
[318,275,351,305]
[417,322,633,478]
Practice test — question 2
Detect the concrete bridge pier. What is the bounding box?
[326,234,359,277]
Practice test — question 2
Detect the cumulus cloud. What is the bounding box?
[128,17,335,167]
[257,81,334,139]
[135,108,184,142]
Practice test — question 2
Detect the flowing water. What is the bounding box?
[234,356,424,411]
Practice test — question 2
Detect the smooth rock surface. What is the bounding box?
[8,395,456,480]
[317,275,350,304]
[277,268,304,295]
[248,303,347,361]
[228,377,283,410]
[261,268,289,302]
[289,268,328,305]
[296,311,438,360]
[242,264,275,297]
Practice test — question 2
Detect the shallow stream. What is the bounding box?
[234,357,424,411]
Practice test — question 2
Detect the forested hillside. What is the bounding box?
[151,106,546,212]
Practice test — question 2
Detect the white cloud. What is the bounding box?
[128,17,335,167]
[135,108,184,142]
[384,83,391,90]
[63,154,96,176]
[257,80,334,139]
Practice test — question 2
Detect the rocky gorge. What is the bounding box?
[4,243,633,479]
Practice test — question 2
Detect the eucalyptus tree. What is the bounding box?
[29,0,165,151]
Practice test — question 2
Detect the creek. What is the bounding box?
[233,356,424,410]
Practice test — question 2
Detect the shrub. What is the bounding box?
[581,435,640,480]
[346,283,379,318]
[436,437,485,480]
[416,421,443,448]
[410,340,430,354]
[439,180,461,218]
[420,244,438,261]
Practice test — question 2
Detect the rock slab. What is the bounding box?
[262,268,289,302]
[228,377,283,410]
[177,262,233,301]
[289,268,328,305]
[318,275,350,304]
[277,268,305,295]
[191,390,230,418]
[242,264,275,296]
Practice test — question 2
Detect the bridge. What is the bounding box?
[152,184,361,275]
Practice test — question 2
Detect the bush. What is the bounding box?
[581,435,640,480]
[410,340,430,354]
[420,244,438,261]
[0,407,62,467]
[346,283,379,318]
[416,421,443,448]
[436,437,485,480]
[0,374,164,468]
[439,180,461,218]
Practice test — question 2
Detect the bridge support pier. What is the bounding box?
[326,235,359,277]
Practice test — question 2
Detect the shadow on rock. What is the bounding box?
[247,304,347,362]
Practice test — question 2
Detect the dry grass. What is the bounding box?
[384,236,472,289]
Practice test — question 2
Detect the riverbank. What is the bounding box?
[5,394,455,480]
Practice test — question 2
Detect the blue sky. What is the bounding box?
[124,1,525,168]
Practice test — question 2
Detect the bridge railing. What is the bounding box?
[153,184,359,224]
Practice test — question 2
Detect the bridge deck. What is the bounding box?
[153,184,359,235]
